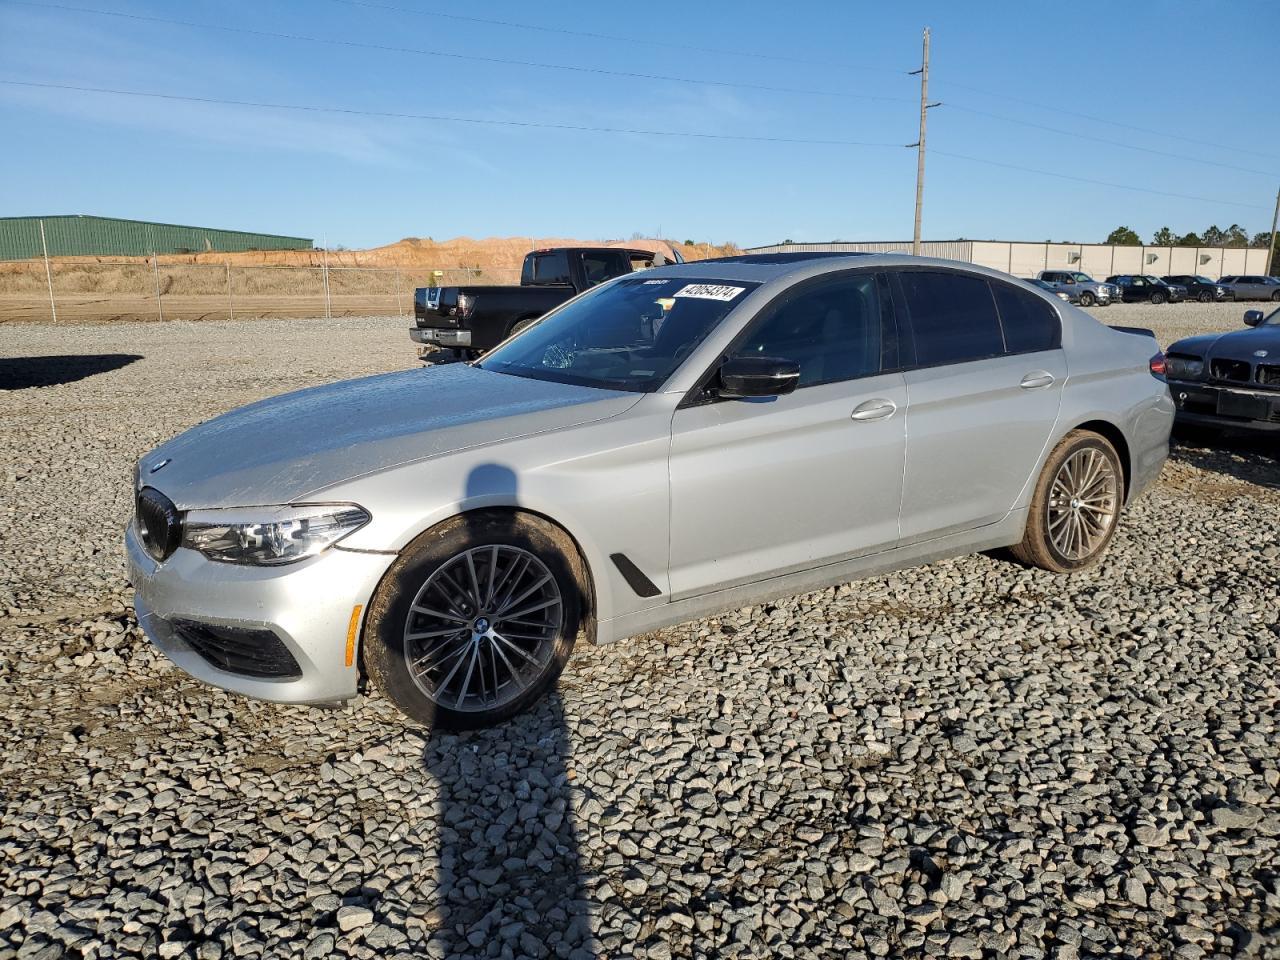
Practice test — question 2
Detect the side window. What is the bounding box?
[732,273,883,388]
[580,252,625,287]
[898,271,1004,366]
[992,283,1061,354]
[526,251,570,285]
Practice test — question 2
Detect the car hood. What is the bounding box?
[1169,325,1280,361]
[139,364,639,509]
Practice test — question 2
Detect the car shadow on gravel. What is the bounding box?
[0,353,142,389]
[1170,430,1279,489]
[421,691,595,959]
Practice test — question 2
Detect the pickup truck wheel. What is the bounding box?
[363,513,584,730]
[1011,430,1123,574]
[509,317,538,337]
[1077,291,1096,307]
[1149,290,1166,305]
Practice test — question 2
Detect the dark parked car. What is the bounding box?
[412,247,671,359]
[1164,306,1280,433]
[1105,275,1186,304]
[1161,275,1229,303]
[1217,275,1280,302]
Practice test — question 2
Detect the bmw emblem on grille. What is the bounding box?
[149,457,171,473]
[1254,349,1269,358]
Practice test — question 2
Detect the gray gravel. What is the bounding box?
[1,307,1278,960]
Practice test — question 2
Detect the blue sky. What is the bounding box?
[1,0,1277,249]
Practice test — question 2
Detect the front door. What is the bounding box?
[668,271,906,598]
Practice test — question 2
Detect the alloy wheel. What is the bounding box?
[402,545,562,712]
[1046,448,1119,561]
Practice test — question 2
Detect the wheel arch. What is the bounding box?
[365,506,599,662]
[1067,419,1131,498]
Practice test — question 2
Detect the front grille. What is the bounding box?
[1210,359,1252,383]
[136,487,182,562]
[1257,364,1280,388]
[172,619,303,679]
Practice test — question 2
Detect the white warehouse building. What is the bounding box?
[744,239,1272,280]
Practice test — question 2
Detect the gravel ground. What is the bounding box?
[1,305,1277,960]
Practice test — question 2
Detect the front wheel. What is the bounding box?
[1077,291,1096,307]
[1271,290,1280,302]
[1149,290,1166,304]
[1011,430,1123,573]
[363,513,586,729]
[1198,291,1212,303]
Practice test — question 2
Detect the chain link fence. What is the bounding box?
[0,260,522,324]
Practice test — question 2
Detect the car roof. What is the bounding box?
[638,251,1029,285]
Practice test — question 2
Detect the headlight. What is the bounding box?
[1165,357,1204,379]
[182,504,370,566]
[1056,292,1071,301]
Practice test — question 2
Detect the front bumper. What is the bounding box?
[125,524,396,704]
[1168,378,1280,433]
[410,326,472,348]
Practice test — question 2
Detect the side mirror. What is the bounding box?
[718,356,800,398]
[1244,310,1264,327]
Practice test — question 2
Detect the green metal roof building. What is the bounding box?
[0,215,313,260]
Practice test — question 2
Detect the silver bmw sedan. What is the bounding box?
[126,253,1174,728]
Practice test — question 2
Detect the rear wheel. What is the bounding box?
[363,513,586,729]
[1271,290,1280,302]
[1012,430,1123,573]
[1149,290,1166,304]
[508,316,539,338]
[1198,291,1212,303]
[1077,291,1096,307]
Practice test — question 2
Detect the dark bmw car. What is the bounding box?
[1161,274,1230,303]
[1164,306,1280,433]
[1106,275,1188,304]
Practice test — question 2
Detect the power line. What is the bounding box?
[931,149,1270,211]
[936,79,1280,164]
[2,77,1269,213]
[943,103,1276,178]
[315,0,881,73]
[6,1,912,104]
[0,79,906,147]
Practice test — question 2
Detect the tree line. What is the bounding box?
[1104,224,1274,249]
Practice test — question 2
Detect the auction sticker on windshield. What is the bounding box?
[673,283,746,301]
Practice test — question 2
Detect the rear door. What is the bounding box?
[668,270,906,597]
[893,270,1066,542]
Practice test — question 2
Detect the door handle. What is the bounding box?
[1020,371,1055,389]
[851,398,897,421]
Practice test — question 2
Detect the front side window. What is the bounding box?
[992,283,1061,354]
[479,275,758,392]
[731,273,883,388]
[580,252,625,287]
[1070,272,1091,282]
[898,271,1004,366]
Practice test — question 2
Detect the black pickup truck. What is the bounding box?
[411,246,673,359]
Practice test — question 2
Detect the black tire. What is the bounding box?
[1011,430,1124,574]
[1198,291,1212,303]
[508,316,539,338]
[1150,290,1166,305]
[1271,290,1280,302]
[1078,291,1096,307]
[363,512,589,730]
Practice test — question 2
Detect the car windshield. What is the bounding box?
[1193,276,1213,284]
[477,275,758,392]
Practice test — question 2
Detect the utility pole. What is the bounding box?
[907,27,940,256]
[38,219,57,323]
[1268,185,1280,276]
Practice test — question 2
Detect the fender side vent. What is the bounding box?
[610,553,662,598]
